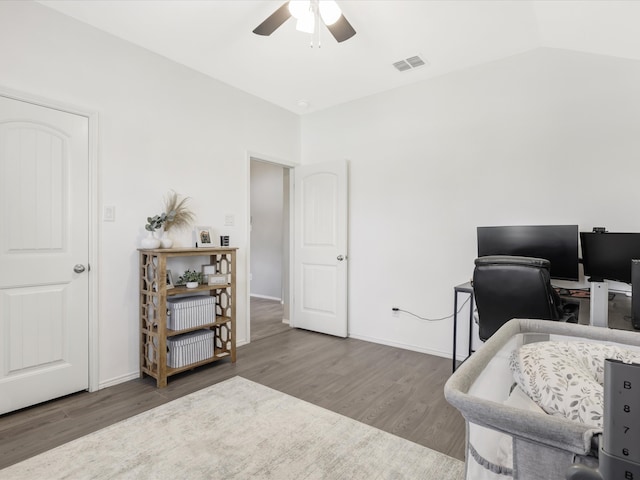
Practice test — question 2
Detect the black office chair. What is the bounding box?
[473,255,579,341]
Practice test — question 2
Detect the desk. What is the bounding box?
[451,283,635,373]
[573,289,633,330]
[452,282,474,373]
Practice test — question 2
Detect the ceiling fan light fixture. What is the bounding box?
[295,11,315,33]
[253,0,355,43]
[289,0,311,20]
[318,0,341,25]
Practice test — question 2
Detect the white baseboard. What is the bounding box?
[348,332,452,360]
[250,294,282,302]
[100,339,251,389]
[99,371,141,390]
[98,334,451,391]
[282,318,290,325]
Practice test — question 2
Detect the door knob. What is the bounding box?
[337,255,345,261]
[73,264,86,274]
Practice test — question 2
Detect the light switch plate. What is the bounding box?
[103,205,116,222]
[224,214,235,226]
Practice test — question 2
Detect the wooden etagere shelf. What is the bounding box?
[138,247,237,387]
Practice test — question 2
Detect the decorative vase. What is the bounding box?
[160,230,173,248]
[186,281,199,289]
[141,231,161,249]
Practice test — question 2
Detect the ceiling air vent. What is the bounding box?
[393,55,427,72]
[406,56,425,68]
[393,60,412,72]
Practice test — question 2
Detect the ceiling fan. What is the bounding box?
[253,0,356,44]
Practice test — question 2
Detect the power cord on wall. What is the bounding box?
[392,295,472,322]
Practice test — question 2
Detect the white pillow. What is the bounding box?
[509,341,640,428]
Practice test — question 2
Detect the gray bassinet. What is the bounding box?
[444,318,640,480]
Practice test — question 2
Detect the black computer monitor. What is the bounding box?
[477,225,579,281]
[580,232,640,283]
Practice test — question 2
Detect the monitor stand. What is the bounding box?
[633,260,640,329]
[590,281,609,328]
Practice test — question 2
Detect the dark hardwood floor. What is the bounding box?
[0,309,465,470]
[250,296,290,341]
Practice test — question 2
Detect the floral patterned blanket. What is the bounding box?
[509,341,640,428]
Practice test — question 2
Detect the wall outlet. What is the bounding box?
[391,307,400,318]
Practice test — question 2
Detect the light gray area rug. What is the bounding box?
[2,376,464,479]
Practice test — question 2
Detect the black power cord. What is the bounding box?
[392,295,472,322]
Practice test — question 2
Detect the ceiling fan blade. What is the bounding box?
[253,2,292,36]
[326,14,356,43]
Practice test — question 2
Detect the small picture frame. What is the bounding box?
[208,274,229,286]
[202,265,216,275]
[202,264,216,282]
[194,226,214,247]
[203,264,228,285]
[154,270,174,291]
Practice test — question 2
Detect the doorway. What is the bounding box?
[249,158,291,341]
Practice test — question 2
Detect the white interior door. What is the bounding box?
[0,95,89,414]
[293,160,348,337]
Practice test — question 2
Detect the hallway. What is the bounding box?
[251,296,290,341]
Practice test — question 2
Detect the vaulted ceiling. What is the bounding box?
[39,1,640,115]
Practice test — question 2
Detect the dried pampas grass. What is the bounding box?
[163,190,195,231]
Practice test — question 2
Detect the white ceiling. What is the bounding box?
[38,0,640,115]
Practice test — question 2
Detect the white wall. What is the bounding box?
[250,160,284,300]
[5,2,640,383]
[0,1,299,386]
[301,47,640,359]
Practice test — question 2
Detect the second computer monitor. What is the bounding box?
[580,232,640,284]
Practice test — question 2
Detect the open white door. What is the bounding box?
[0,95,89,414]
[293,160,348,337]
